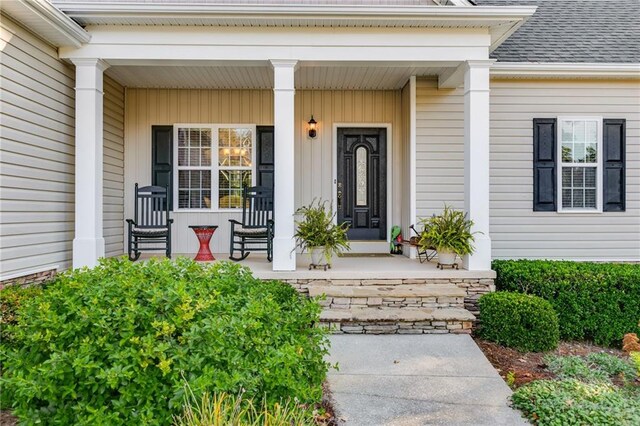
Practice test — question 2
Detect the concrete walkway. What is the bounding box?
[326,335,528,426]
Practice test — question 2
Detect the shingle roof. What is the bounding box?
[475,0,640,63]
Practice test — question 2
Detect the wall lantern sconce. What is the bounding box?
[307,115,317,139]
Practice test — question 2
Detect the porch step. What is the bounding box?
[310,284,466,309]
[308,284,465,298]
[320,307,475,335]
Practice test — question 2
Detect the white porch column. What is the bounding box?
[463,60,494,271]
[271,60,298,271]
[72,59,109,269]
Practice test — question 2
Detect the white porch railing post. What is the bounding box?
[463,60,494,271]
[71,59,109,269]
[271,59,298,271]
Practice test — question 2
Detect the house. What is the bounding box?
[1,0,639,288]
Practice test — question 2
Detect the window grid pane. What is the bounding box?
[176,126,253,210]
[561,166,597,209]
[559,119,599,210]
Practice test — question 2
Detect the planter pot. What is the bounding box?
[437,249,457,265]
[309,246,328,266]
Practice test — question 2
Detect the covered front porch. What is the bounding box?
[60,3,535,273]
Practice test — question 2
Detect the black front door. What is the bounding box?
[337,128,387,240]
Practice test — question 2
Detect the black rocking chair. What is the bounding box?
[229,186,274,262]
[126,184,173,261]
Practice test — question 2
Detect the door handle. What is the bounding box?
[337,190,343,209]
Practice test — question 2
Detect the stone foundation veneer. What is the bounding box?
[280,276,495,329]
[320,320,474,335]
[0,268,57,290]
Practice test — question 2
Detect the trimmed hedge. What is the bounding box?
[477,291,559,352]
[492,260,640,347]
[0,258,330,425]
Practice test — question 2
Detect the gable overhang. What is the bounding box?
[55,3,536,52]
[1,0,89,48]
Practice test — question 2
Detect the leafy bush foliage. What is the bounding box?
[492,260,640,346]
[631,352,640,377]
[477,292,559,352]
[174,387,317,426]
[0,284,43,344]
[512,379,640,426]
[1,258,330,425]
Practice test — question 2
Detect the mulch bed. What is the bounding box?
[0,410,17,426]
[474,338,627,388]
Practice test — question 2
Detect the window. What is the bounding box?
[175,125,255,210]
[557,117,602,212]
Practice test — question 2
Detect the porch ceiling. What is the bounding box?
[106,63,449,90]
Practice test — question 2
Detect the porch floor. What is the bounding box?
[142,253,495,280]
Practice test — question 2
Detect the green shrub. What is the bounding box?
[477,292,559,352]
[0,258,330,425]
[0,284,44,344]
[511,379,640,426]
[492,260,640,347]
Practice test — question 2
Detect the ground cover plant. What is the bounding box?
[477,291,559,352]
[511,352,639,425]
[492,260,640,347]
[0,258,330,425]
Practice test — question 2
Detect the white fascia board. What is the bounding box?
[491,62,640,79]
[59,25,491,62]
[3,0,90,47]
[56,3,536,29]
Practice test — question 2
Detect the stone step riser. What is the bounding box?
[319,296,465,310]
[320,320,473,335]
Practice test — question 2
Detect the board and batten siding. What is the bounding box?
[103,76,125,258]
[124,88,402,255]
[0,15,76,279]
[415,77,640,261]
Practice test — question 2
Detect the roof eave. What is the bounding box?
[2,0,90,48]
[491,62,640,79]
[55,3,537,25]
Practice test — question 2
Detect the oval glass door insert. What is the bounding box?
[356,146,367,206]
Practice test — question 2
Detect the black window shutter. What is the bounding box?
[151,125,174,210]
[603,119,626,212]
[256,126,275,190]
[533,118,557,211]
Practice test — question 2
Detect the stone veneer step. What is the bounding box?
[320,307,476,335]
[308,284,466,299]
[321,307,475,323]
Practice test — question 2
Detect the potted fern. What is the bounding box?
[419,205,476,267]
[294,200,350,269]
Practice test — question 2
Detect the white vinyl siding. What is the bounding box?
[415,77,640,261]
[415,78,465,219]
[490,79,640,260]
[103,76,125,258]
[125,88,402,255]
[0,15,76,278]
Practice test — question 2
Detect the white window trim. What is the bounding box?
[173,123,257,213]
[556,116,603,214]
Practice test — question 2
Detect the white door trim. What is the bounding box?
[332,123,393,245]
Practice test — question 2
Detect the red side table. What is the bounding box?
[189,225,218,261]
